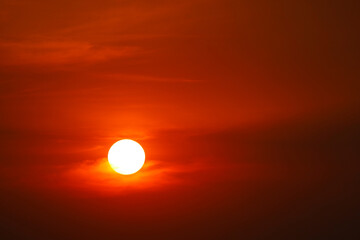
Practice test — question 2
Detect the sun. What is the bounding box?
[108,139,146,175]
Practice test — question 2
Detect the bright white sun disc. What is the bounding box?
[108,139,145,175]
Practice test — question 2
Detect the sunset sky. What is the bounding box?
[0,1,359,239]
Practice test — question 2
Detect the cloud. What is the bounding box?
[0,41,142,66]
[98,73,199,83]
[63,158,182,193]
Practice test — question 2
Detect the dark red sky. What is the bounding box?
[0,0,359,239]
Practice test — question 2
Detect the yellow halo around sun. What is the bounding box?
[107,139,145,175]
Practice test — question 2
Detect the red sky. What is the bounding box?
[0,1,359,239]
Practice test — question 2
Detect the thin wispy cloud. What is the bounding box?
[0,41,142,66]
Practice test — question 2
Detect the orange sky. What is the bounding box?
[0,1,359,239]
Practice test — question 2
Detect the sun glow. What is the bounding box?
[108,139,145,175]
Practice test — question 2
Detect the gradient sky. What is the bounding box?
[0,1,359,239]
